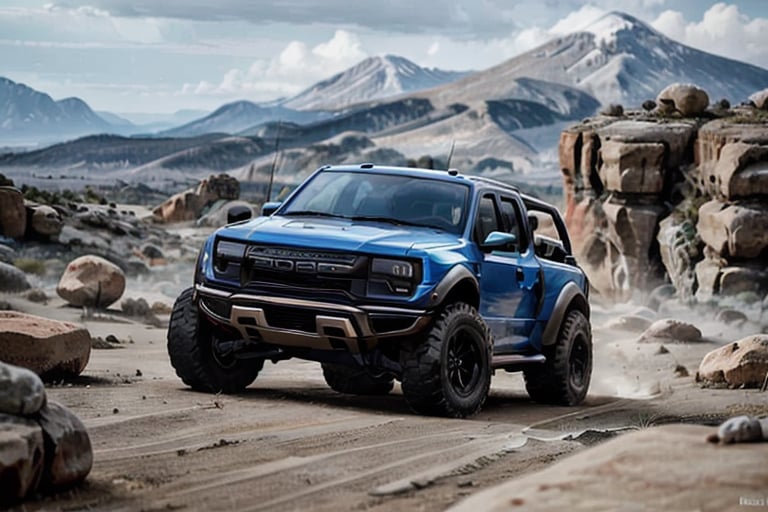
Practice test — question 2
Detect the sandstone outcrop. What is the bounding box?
[0,312,91,379]
[57,254,126,308]
[153,174,240,223]
[560,84,768,301]
[697,334,768,388]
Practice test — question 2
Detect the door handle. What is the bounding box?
[516,268,524,281]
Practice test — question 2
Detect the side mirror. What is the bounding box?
[227,205,252,224]
[528,214,539,232]
[261,201,281,216]
[482,231,517,251]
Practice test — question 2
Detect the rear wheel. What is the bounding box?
[400,303,492,418]
[167,288,261,393]
[524,309,592,405]
[321,364,394,395]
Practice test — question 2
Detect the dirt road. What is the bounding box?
[12,296,765,512]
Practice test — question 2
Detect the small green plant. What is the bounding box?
[13,258,46,276]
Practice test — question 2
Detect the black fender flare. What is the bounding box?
[541,281,590,346]
[428,265,479,309]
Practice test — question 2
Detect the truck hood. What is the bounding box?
[216,216,461,256]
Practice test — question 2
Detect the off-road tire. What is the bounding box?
[321,364,394,395]
[524,309,592,405]
[167,287,261,393]
[400,302,492,418]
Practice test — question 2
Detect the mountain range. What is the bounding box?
[1,11,767,186]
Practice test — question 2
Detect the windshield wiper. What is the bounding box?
[281,210,349,219]
[349,216,436,229]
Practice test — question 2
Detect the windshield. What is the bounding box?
[280,170,470,234]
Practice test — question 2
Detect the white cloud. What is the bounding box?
[180,30,369,100]
[652,3,768,68]
[427,41,440,56]
[549,5,607,35]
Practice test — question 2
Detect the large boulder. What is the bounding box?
[703,142,768,200]
[598,140,666,194]
[697,335,768,388]
[0,261,31,293]
[0,362,46,416]
[697,200,768,259]
[0,414,45,505]
[29,205,63,237]
[638,319,702,343]
[36,402,92,490]
[57,255,126,308]
[656,83,709,117]
[0,187,26,238]
[0,312,91,380]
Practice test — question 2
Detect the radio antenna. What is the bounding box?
[266,119,282,202]
[445,139,456,169]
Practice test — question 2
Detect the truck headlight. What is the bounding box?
[371,258,414,279]
[214,240,246,272]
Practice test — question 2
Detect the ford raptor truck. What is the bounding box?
[167,164,592,418]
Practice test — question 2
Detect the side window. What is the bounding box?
[499,196,528,252]
[473,195,500,243]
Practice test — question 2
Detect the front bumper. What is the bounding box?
[195,284,431,353]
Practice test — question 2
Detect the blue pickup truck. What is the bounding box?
[167,164,592,417]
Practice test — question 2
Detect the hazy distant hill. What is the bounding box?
[282,55,468,111]
[0,77,116,141]
[159,101,326,138]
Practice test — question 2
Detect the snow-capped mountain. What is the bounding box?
[0,77,115,141]
[445,11,768,108]
[282,55,469,111]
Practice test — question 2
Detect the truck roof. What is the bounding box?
[318,163,520,193]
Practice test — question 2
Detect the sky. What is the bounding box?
[1,0,767,116]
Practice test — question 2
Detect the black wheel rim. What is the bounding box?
[446,326,483,397]
[569,335,589,390]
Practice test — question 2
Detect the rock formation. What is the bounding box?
[560,83,768,302]
[153,174,240,223]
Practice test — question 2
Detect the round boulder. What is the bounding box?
[0,186,26,238]
[697,335,768,388]
[30,205,63,237]
[57,255,126,308]
[0,362,46,416]
[0,261,31,292]
[749,88,768,110]
[36,401,93,490]
[638,318,702,343]
[0,311,91,380]
[0,414,45,505]
[656,83,710,117]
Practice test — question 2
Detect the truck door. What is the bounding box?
[475,193,542,353]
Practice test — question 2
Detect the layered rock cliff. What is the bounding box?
[559,93,768,302]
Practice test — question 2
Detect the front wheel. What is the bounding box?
[400,303,492,418]
[524,309,592,405]
[167,288,261,393]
